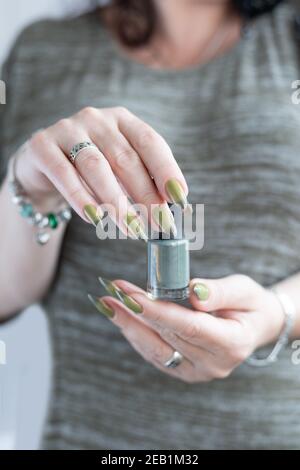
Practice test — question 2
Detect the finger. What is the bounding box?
[158,327,214,360]
[48,119,144,238]
[30,131,99,220]
[97,131,177,234]
[107,296,220,382]
[190,275,264,313]
[101,296,194,380]
[157,329,229,380]
[116,108,189,206]
[85,109,177,234]
[114,280,214,356]
[112,281,230,352]
[103,277,212,359]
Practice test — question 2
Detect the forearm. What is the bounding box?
[273,273,300,339]
[0,175,66,319]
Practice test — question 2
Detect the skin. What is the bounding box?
[1,0,300,383]
[99,275,300,383]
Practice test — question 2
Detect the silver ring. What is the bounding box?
[164,351,183,369]
[69,141,97,165]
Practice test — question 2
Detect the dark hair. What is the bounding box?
[100,0,285,47]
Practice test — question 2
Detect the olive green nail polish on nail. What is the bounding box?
[193,283,210,301]
[84,204,103,227]
[165,178,189,210]
[116,291,143,314]
[98,277,121,298]
[152,205,177,237]
[98,276,143,314]
[124,213,148,241]
[88,294,114,318]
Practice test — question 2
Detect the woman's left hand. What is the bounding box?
[96,275,285,383]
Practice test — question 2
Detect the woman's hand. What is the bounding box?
[92,275,286,383]
[13,106,188,236]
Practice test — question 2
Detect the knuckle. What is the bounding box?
[230,274,256,290]
[214,281,226,308]
[80,106,99,119]
[141,189,159,206]
[56,118,73,132]
[51,159,69,176]
[114,106,130,117]
[149,344,166,363]
[67,186,82,200]
[147,310,161,323]
[138,126,157,150]
[78,151,102,171]
[181,320,202,341]
[160,328,177,343]
[213,368,232,380]
[29,130,48,152]
[113,147,140,171]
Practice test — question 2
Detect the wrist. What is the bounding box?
[6,158,64,212]
[247,288,296,367]
[6,156,71,245]
[255,289,286,349]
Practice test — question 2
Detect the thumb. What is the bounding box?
[189,274,263,313]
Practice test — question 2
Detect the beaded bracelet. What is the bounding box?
[8,156,72,245]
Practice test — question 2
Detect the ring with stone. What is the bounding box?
[69,141,98,165]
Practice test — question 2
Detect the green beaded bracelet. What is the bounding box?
[9,156,72,245]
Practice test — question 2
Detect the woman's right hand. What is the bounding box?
[14,106,189,238]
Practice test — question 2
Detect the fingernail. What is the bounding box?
[98,276,121,298]
[87,294,115,318]
[152,205,177,237]
[124,213,148,241]
[193,283,210,301]
[98,277,143,314]
[116,291,143,314]
[84,204,103,227]
[165,178,189,210]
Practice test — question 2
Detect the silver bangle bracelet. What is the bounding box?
[8,155,72,245]
[246,288,296,367]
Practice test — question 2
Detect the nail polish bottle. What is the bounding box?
[147,234,190,301]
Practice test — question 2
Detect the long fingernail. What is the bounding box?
[152,205,177,237]
[98,276,121,298]
[84,204,103,227]
[124,213,148,241]
[193,283,210,301]
[87,294,115,318]
[165,178,189,210]
[116,291,143,314]
[98,277,143,314]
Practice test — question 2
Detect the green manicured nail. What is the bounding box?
[84,204,103,227]
[87,294,114,318]
[193,283,210,301]
[98,276,143,314]
[165,178,189,210]
[152,205,177,237]
[116,291,143,314]
[124,213,148,241]
[98,277,121,298]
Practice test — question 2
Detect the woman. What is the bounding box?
[1,0,300,450]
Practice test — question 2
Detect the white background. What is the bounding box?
[1,0,68,65]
